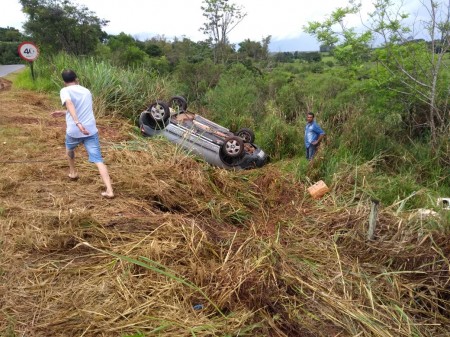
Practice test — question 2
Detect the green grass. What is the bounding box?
[15,53,178,119]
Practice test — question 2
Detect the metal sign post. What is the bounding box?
[17,41,39,81]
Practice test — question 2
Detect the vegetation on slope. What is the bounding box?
[0,75,449,337]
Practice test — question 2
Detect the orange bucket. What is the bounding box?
[307,180,329,199]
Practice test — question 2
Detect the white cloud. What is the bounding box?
[1,0,27,28]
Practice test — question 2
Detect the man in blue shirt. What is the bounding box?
[304,112,325,161]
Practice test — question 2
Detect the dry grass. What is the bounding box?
[0,81,449,337]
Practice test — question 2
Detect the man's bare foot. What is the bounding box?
[68,173,78,180]
[101,191,115,199]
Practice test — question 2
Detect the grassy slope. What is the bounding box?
[0,79,449,337]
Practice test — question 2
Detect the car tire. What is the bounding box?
[144,101,170,129]
[235,128,255,143]
[169,96,188,114]
[221,136,244,158]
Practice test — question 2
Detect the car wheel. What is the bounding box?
[169,96,188,114]
[235,128,255,143]
[221,136,244,158]
[145,101,170,129]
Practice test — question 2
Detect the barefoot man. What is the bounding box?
[51,69,114,198]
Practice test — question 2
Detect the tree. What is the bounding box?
[19,0,108,55]
[144,43,163,58]
[200,0,247,64]
[237,36,271,61]
[304,3,373,67]
[174,59,223,101]
[0,27,26,42]
[368,0,450,146]
[297,51,322,63]
[168,37,213,65]
[273,52,295,63]
[106,33,147,67]
[305,0,450,146]
[0,27,28,64]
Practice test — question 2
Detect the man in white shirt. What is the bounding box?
[51,69,114,198]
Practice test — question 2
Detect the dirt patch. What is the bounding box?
[0,78,12,91]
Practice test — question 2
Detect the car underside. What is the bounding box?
[139,96,269,170]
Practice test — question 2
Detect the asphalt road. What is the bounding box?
[0,64,26,77]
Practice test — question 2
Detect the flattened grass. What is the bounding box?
[0,83,449,337]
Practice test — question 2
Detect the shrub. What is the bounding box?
[0,41,21,64]
[204,63,264,130]
[174,60,223,103]
[257,113,302,160]
[310,63,324,73]
[274,81,308,122]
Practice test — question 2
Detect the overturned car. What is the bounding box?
[139,96,269,170]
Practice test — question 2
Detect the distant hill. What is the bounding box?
[269,33,320,52]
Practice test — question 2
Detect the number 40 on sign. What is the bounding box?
[18,41,39,62]
[18,41,39,80]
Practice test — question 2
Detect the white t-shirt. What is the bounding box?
[60,84,98,138]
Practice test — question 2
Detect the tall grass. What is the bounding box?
[15,53,178,120]
[204,63,265,130]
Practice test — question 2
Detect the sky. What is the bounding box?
[1,0,424,52]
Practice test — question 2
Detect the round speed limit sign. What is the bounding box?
[18,41,39,62]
